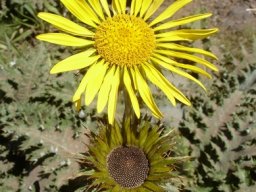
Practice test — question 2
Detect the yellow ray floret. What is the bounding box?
[123,67,140,118]
[97,66,116,114]
[36,33,94,47]
[37,12,93,36]
[143,0,164,20]
[85,60,108,106]
[149,0,192,26]
[154,13,212,31]
[50,49,99,74]
[60,0,99,27]
[108,67,120,124]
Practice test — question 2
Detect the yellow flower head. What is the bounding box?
[37,0,218,124]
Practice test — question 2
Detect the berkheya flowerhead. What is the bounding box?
[37,0,218,124]
[80,116,189,191]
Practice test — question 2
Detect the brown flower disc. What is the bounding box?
[107,146,149,188]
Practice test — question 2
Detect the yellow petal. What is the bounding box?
[153,53,212,78]
[50,49,98,74]
[156,35,192,42]
[60,0,99,27]
[130,68,138,90]
[142,65,176,106]
[156,28,219,40]
[153,53,211,78]
[108,67,120,124]
[152,53,177,64]
[123,67,140,118]
[151,57,207,90]
[88,0,105,20]
[144,63,191,106]
[36,33,94,47]
[113,0,127,14]
[97,66,116,113]
[85,60,108,105]
[130,0,136,15]
[120,0,127,13]
[72,62,101,102]
[157,42,217,59]
[100,0,111,17]
[174,63,212,78]
[140,0,153,17]
[112,0,121,14]
[134,68,163,118]
[73,76,87,102]
[154,13,212,31]
[155,49,218,71]
[149,0,192,26]
[143,0,164,21]
[37,12,93,36]
[134,0,143,16]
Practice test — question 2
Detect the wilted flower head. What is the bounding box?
[81,117,187,191]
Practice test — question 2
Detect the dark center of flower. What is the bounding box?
[107,146,149,188]
[95,14,155,67]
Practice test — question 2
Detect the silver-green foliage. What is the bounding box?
[179,46,256,192]
[0,41,98,191]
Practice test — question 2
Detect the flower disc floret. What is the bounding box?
[95,14,156,67]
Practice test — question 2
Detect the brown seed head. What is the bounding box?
[107,146,149,188]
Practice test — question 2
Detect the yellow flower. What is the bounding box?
[37,0,218,124]
[81,117,187,191]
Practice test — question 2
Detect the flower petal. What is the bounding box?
[156,35,192,42]
[73,77,87,102]
[100,0,111,17]
[85,60,108,105]
[37,12,93,36]
[155,49,218,71]
[130,0,136,15]
[123,67,140,118]
[154,13,212,31]
[120,0,127,13]
[149,0,192,26]
[97,66,116,113]
[72,61,102,102]
[143,0,164,21]
[153,53,212,78]
[133,67,163,118]
[156,28,219,40]
[157,42,217,60]
[108,67,120,124]
[113,0,127,14]
[134,0,143,16]
[60,0,99,27]
[130,0,143,16]
[151,57,207,90]
[139,0,153,17]
[36,33,94,47]
[142,65,176,106]
[144,63,191,106]
[50,49,99,74]
[88,0,105,20]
